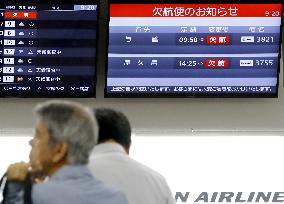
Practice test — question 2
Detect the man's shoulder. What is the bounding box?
[32,181,65,199]
[32,182,56,203]
[91,153,167,184]
[33,177,128,204]
[90,154,174,203]
[130,158,167,181]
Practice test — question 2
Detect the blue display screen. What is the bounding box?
[106,3,283,97]
[0,2,98,97]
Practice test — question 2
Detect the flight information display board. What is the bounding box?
[106,0,283,97]
[0,0,98,97]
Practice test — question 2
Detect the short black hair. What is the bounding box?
[95,108,131,149]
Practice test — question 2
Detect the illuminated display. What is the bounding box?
[106,1,283,97]
[0,1,98,97]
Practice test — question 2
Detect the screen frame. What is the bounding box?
[105,0,284,98]
[0,0,100,98]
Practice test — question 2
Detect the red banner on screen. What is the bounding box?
[5,11,38,19]
[110,4,282,17]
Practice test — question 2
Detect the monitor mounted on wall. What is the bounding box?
[0,0,99,97]
[106,0,283,98]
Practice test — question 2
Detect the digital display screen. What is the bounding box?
[106,0,283,97]
[0,1,98,97]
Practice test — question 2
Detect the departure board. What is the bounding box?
[106,0,283,97]
[0,1,98,97]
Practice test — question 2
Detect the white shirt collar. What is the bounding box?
[92,143,127,155]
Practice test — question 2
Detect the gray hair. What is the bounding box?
[34,100,98,165]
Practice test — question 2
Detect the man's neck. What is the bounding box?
[46,160,67,178]
[100,139,129,155]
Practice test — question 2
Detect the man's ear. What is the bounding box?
[52,143,68,163]
[125,145,130,155]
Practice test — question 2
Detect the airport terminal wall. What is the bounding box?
[0,10,283,134]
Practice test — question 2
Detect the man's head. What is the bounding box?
[95,108,131,153]
[29,101,97,177]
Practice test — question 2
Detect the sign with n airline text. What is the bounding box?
[175,192,284,203]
